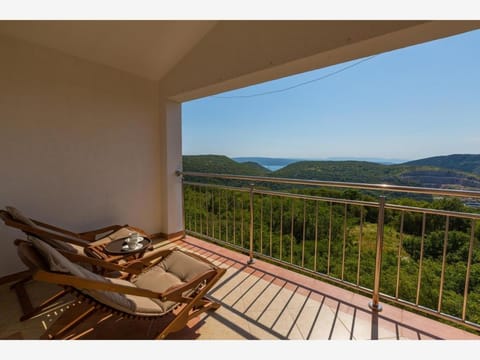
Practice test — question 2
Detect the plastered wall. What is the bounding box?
[0,34,164,275]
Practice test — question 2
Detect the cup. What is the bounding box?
[127,232,140,249]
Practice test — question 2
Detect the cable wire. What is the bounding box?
[212,55,378,99]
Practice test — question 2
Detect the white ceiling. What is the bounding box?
[1,20,479,101]
[0,20,218,80]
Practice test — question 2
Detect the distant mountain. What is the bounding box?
[274,160,480,189]
[184,154,480,191]
[403,154,480,175]
[234,156,407,168]
[233,157,301,167]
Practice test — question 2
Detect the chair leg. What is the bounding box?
[10,273,71,321]
[41,301,97,339]
[10,273,35,319]
[20,288,70,321]
[155,269,225,339]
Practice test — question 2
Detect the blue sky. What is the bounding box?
[183,28,480,162]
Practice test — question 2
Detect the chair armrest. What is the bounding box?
[33,270,161,299]
[31,219,83,238]
[60,250,144,275]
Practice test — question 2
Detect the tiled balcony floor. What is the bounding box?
[1,235,479,341]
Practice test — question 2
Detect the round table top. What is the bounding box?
[104,236,152,255]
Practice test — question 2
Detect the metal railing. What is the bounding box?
[180,171,480,332]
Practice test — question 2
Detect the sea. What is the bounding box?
[262,165,285,171]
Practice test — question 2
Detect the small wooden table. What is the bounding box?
[85,237,153,262]
[104,237,152,256]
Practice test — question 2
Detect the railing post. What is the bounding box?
[176,170,186,239]
[369,195,385,312]
[248,182,255,265]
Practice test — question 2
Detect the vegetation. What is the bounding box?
[183,154,480,190]
[404,154,480,175]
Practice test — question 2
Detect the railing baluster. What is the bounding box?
[462,220,475,321]
[194,185,198,233]
[260,194,264,255]
[302,199,306,268]
[218,189,222,241]
[248,183,255,264]
[187,187,192,231]
[241,197,244,248]
[225,190,229,243]
[369,196,386,312]
[314,200,318,273]
[200,187,203,235]
[415,212,427,306]
[280,197,283,261]
[438,215,450,313]
[357,206,364,287]
[327,201,332,276]
[395,211,405,300]
[233,194,236,245]
[212,189,215,239]
[205,186,209,237]
[269,195,273,257]
[342,203,347,281]
[290,199,295,264]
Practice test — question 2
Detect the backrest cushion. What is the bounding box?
[29,237,136,311]
[6,206,83,254]
[158,249,214,282]
[28,235,83,255]
[6,206,36,228]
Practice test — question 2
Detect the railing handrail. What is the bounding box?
[181,171,480,199]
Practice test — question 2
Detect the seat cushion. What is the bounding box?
[157,249,215,282]
[133,265,184,311]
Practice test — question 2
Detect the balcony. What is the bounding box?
[2,21,480,344]
[1,235,478,340]
[1,173,479,340]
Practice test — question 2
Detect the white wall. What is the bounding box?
[0,34,165,275]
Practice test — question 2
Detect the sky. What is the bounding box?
[183,28,480,162]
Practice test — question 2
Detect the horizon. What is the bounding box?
[183,152,480,165]
[183,29,480,160]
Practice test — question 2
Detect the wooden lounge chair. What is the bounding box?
[1,206,152,259]
[15,237,226,339]
[1,206,164,320]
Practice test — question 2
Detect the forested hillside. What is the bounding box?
[183,155,270,176]
[403,154,480,175]
[183,155,480,190]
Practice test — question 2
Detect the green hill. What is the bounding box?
[273,160,480,189]
[403,154,480,175]
[273,161,399,184]
[183,155,270,176]
[183,155,480,191]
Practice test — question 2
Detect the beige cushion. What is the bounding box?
[6,206,36,227]
[132,249,216,311]
[158,249,214,282]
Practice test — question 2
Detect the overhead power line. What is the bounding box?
[212,55,378,99]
